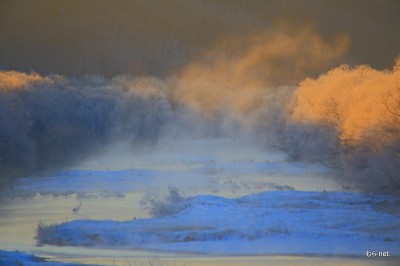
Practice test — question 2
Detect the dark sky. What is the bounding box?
[0,0,399,77]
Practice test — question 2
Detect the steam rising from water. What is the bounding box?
[0,22,399,193]
[174,27,349,114]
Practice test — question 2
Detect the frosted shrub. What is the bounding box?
[288,58,400,194]
[140,187,189,217]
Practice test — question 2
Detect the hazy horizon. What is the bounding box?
[1,0,400,78]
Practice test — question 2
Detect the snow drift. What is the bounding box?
[36,190,400,256]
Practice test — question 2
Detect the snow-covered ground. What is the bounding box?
[1,138,399,265]
[36,190,400,256]
[0,250,86,266]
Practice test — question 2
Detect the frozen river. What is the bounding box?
[0,138,398,265]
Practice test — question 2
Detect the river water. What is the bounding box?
[0,139,398,265]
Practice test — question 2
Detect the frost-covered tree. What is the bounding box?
[0,72,172,182]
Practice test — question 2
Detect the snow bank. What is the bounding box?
[0,250,83,266]
[36,191,400,256]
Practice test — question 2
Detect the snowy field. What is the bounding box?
[36,190,400,256]
[1,138,399,265]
